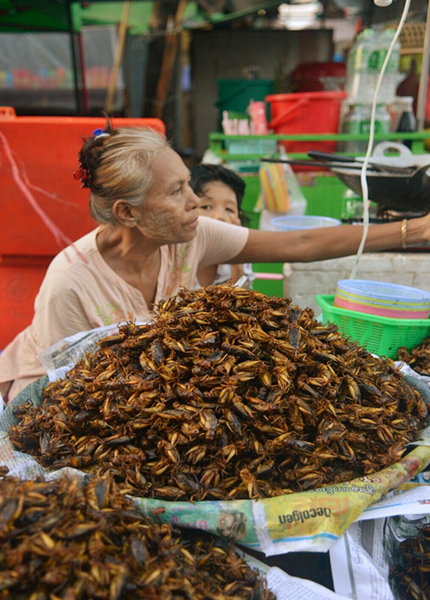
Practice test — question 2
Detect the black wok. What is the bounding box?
[330,163,430,212]
[263,143,430,212]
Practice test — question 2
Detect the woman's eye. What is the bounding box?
[200,205,212,211]
[173,187,182,195]
[226,208,237,214]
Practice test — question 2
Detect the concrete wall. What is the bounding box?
[283,253,430,313]
[190,28,334,156]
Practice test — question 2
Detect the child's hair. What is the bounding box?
[189,164,250,226]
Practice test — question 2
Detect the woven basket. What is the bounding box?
[399,23,425,51]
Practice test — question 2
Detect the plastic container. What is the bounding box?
[265,91,347,153]
[0,109,166,256]
[341,188,363,220]
[390,96,416,132]
[0,256,52,349]
[396,97,417,149]
[346,29,400,104]
[271,215,341,231]
[368,30,401,104]
[341,103,391,153]
[316,295,430,358]
[225,138,277,155]
[291,62,346,93]
[247,100,268,134]
[345,29,375,101]
[216,79,274,129]
[334,279,430,319]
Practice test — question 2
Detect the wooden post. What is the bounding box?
[181,30,193,151]
[417,0,430,130]
[152,0,187,119]
[105,0,131,115]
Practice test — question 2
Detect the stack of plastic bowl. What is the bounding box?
[270,215,342,231]
[334,280,430,320]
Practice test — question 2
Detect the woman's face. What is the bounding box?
[197,181,241,225]
[134,148,200,244]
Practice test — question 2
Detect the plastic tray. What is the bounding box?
[316,294,430,358]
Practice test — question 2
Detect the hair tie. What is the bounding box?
[93,128,110,139]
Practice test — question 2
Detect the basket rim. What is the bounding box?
[334,290,430,309]
[316,294,430,326]
[336,280,430,303]
[271,216,342,229]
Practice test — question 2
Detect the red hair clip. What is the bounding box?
[73,163,91,188]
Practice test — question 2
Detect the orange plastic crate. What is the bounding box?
[0,109,165,256]
[0,256,52,349]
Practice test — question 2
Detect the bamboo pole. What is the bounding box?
[152,0,187,119]
[105,0,131,115]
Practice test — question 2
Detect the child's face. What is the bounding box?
[197,182,241,226]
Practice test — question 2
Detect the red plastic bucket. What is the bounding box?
[266,91,347,153]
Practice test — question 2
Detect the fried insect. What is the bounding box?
[0,470,274,600]
[9,284,427,501]
[398,337,430,377]
[389,524,430,600]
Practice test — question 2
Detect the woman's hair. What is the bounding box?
[77,119,169,224]
[189,164,249,226]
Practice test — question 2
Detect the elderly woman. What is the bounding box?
[1,123,430,401]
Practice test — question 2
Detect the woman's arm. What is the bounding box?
[233,215,430,264]
[196,264,218,286]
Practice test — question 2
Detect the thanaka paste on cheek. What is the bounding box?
[141,197,181,238]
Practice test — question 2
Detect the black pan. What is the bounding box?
[261,158,430,212]
[331,163,430,212]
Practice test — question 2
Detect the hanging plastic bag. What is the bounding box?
[259,148,307,230]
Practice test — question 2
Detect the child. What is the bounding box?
[189,164,254,288]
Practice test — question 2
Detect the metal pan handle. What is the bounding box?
[307,151,357,163]
[371,141,413,159]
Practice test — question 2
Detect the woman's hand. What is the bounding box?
[420,212,430,245]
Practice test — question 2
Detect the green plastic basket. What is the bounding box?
[315,295,430,359]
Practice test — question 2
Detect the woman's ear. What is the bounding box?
[113,200,140,227]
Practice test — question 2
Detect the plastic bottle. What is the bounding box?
[346,29,400,104]
[247,100,268,135]
[343,103,391,153]
[341,188,363,221]
[368,29,400,104]
[341,189,380,222]
[396,96,416,148]
[345,29,376,102]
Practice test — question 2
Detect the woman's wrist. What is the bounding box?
[406,215,429,247]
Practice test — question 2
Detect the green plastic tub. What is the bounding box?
[316,294,430,359]
[216,79,274,129]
